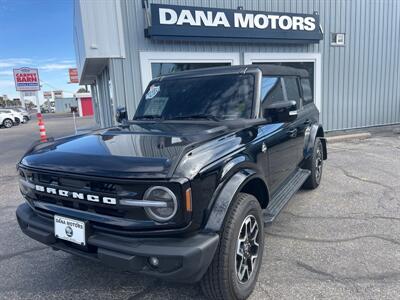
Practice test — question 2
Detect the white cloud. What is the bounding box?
[0,70,13,76]
[0,58,33,68]
[40,63,74,71]
[0,79,15,89]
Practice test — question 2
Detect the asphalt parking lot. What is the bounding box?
[0,117,399,299]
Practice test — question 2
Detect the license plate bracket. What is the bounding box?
[54,215,87,246]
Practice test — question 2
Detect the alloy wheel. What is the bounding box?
[235,215,260,283]
[4,120,12,128]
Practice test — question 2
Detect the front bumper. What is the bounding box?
[16,203,219,283]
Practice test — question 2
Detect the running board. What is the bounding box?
[263,168,311,223]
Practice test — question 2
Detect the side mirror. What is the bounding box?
[116,107,128,124]
[263,100,297,123]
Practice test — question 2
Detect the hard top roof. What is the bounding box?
[153,64,309,82]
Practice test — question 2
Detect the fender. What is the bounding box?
[204,168,268,232]
[304,124,327,160]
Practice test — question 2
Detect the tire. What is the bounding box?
[201,193,264,300]
[303,137,324,189]
[2,118,13,128]
[23,116,29,122]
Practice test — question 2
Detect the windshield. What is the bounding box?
[135,74,255,121]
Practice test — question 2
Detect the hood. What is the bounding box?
[20,122,237,179]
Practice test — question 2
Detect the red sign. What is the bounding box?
[69,68,79,83]
[13,68,40,91]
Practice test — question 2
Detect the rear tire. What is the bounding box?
[303,137,323,189]
[201,193,264,300]
[3,118,13,128]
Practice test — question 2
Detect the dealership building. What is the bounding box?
[73,0,400,131]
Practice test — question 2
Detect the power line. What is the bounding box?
[39,80,76,94]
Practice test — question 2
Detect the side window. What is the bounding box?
[283,76,301,109]
[260,77,284,110]
[300,78,313,105]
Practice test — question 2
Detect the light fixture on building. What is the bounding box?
[331,33,345,46]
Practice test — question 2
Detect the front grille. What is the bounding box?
[19,168,183,224]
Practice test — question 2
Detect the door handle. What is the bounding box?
[287,128,298,138]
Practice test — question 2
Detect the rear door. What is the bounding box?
[282,76,307,166]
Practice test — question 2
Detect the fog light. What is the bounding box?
[149,256,159,267]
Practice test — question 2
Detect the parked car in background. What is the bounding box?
[0,109,24,124]
[0,111,15,128]
[11,107,31,122]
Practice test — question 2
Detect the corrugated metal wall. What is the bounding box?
[108,0,400,131]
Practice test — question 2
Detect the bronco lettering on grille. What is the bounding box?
[35,184,117,205]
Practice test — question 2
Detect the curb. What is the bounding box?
[326,132,371,143]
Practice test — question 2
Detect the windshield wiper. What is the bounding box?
[167,114,220,121]
[134,115,164,120]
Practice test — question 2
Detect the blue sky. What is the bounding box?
[0,0,79,103]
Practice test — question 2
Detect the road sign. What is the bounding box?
[69,68,79,83]
[13,68,40,91]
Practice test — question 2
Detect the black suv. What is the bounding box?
[16,65,327,300]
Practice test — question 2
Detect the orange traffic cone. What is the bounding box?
[37,113,47,142]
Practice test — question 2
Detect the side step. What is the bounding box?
[263,168,311,223]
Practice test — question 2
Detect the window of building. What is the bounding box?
[139,52,240,91]
[300,78,313,105]
[151,62,230,78]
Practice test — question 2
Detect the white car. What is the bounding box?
[12,107,31,122]
[0,109,25,124]
[0,112,15,128]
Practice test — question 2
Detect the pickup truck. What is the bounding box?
[16,65,327,300]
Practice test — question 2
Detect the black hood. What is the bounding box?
[20,122,238,179]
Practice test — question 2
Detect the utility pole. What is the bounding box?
[35,91,40,113]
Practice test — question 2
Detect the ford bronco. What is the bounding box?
[16,65,327,299]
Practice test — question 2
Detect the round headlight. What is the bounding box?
[144,186,178,222]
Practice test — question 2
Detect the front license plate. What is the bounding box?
[54,215,86,246]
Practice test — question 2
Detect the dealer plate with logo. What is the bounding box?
[54,215,86,246]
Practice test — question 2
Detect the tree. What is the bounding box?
[12,98,21,106]
[77,87,87,93]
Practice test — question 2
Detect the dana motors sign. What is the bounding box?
[147,4,323,43]
[13,68,40,91]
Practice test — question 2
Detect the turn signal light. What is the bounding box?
[185,188,192,212]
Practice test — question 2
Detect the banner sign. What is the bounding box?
[53,90,63,98]
[147,4,323,44]
[69,68,79,83]
[43,91,52,98]
[23,91,36,97]
[13,68,40,91]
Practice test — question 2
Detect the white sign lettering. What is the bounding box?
[159,8,317,32]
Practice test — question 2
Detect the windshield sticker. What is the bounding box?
[145,85,160,99]
[144,97,168,115]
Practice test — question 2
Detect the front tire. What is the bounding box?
[303,137,324,189]
[23,116,29,122]
[201,193,264,300]
[3,118,13,128]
